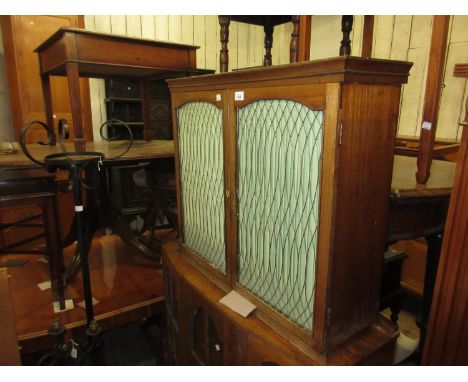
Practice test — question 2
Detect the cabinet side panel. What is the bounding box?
[327,84,401,350]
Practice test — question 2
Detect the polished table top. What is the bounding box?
[0,140,175,168]
[35,27,199,79]
[0,141,456,197]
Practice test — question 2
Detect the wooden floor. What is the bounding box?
[1,231,175,355]
[2,227,421,362]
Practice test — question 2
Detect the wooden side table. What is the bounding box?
[388,155,456,361]
[34,28,199,150]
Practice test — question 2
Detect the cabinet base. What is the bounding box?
[162,242,398,366]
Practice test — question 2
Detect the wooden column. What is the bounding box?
[416,16,450,184]
[297,15,311,62]
[219,16,230,73]
[422,65,468,365]
[361,16,374,58]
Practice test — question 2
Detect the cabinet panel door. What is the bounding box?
[1,15,92,142]
[187,288,225,366]
[231,85,325,332]
[173,91,229,276]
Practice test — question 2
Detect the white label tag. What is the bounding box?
[219,290,256,318]
[234,91,244,101]
[37,280,51,291]
[216,94,221,101]
[422,121,432,130]
[75,205,84,212]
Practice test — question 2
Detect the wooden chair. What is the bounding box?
[0,167,65,310]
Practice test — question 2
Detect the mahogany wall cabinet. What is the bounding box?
[164,56,412,365]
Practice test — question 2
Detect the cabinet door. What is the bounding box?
[172,90,230,279]
[1,15,92,142]
[229,84,326,334]
[187,288,225,366]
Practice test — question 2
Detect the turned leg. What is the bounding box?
[290,15,299,63]
[219,16,230,73]
[263,18,273,66]
[339,15,354,56]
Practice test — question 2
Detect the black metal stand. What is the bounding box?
[21,119,132,365]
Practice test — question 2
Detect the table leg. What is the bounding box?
[416,232,443,361]
[421,233,443,342]
[219,16,230,73]
[339,16,354,56]
[290,15,299,63]
[263,19,273,67]
[40,74,56,146]
[65,62,85,151]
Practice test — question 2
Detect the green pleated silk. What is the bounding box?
[236,100,323,331]
[177,102,226,273]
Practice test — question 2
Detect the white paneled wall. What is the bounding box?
[438,16,468,140]
[306,15,467,141]
[372,16,468,141]
[83,15,467,142]
[308,16,365,60]
[84,15,295,139]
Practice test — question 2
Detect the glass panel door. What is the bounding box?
[236,99,323,330]
[177,101,226,273]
